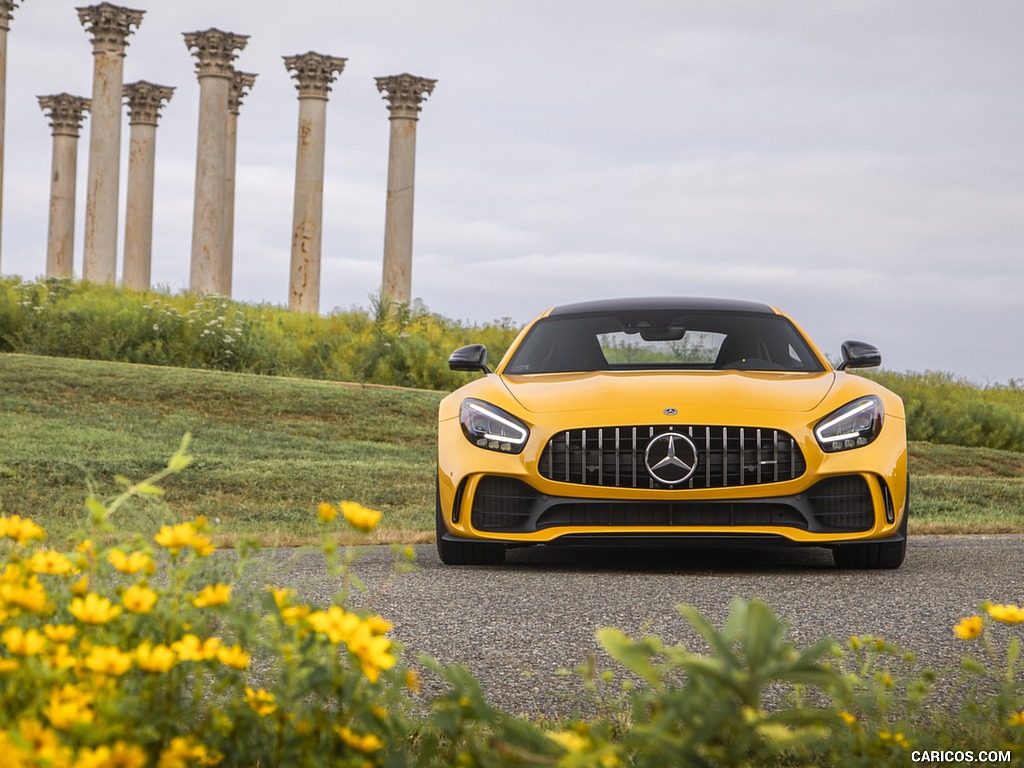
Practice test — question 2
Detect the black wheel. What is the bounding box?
[435,475,506,566]
[833,475,909,570]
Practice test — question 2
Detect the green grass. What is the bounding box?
[2,353,1022,548]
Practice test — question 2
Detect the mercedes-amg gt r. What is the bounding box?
[436,297,908,568]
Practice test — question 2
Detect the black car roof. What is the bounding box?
[548,297,776,316]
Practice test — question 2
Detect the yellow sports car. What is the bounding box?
[437,298,908,568]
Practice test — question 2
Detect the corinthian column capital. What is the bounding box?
[0,1,21,32]
[123,81,174,126]
[183,29,248,79]
[228,71,257,115]
[38,93,91,137]
[77,3,144,54]
[375,73,436,120]
[283,52,346,99]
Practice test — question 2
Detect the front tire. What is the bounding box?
[435,476,506,566]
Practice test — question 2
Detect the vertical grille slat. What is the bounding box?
[540,424,806,490]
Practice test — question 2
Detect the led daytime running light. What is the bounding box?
[466,402,528,445]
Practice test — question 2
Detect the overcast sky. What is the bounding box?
[3,1,1022,383]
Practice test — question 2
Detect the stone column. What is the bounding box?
[184,28,247,295]
[0,0,23,270]
[284,52,346,313]
[222,70,256,295]
[376,73,435,305]
[38,94,90,278]
[78,3,144,284]
[122,81,173,291]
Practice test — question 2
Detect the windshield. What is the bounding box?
[504,311,825,374]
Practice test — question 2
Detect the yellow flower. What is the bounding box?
[43,624,77,644]
[0,658,18,673]
[340,501,382,533]
[192,584,231,608]
[0,577,49,613]
[216,644,251,670]
[69,593,122,624]
[71,575,89,596]
[44,684,95,730]
[405,669,422,694]
[108,549,155,575]
[269,586,310,625]
[26,550,74,576]
[171,634,221,662]
[1008,710,1024,727]
[85,645,134,676]
[47,644,77,672]
[136,641,176,674]
[547,730,591,753]
[953,615,984,640]
[122,584,158,614]
[3,627,47,656]
[318,502,339,523]
[157,736,222,768]
[244,687,277,716]
[0,514,46,545]
[74,742,147,768]
[878,730,910,749]
[335,725,384,753]
[154,522,216,556]
[308,606,362,645]
[986,603,1024,624]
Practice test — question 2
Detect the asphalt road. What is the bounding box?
[262,535,1024,717]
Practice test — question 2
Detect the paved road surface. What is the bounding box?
[258,535,1024,717]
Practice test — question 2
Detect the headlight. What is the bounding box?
[815,396,883,452]
[460,399,530,454]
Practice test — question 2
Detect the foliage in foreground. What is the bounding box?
[1,444,1022,765]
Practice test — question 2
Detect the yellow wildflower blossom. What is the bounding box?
[26,550,74,576]
[43,624,77,644]
[1008,710,1024,727]
[405,669,422,694]
[335,725,384,753]
[0,658,18,673]
[136,641,176,673]
[953,615,984,640]
[308,606,362,645]
[318,502,339,523]
[216,644,251,670]
[3,627,47,656]
[547,730,590,753]
[192,584,231,608]
[154,522,216,556]
[47,644,77,672]
[44,684,95,730]
[269,586,309,625]
[986,603,1024,624]
[244,687,277,716]
[74,742,147,768]
[84,645,134,676]
[171,634,221,662]
[108,549,155,575]
[70,574,89,596]
[157,736,222,768]
[122,584,158,614]
[340,501,382,533]
[0,514,46,545]
[0,577,49,613]
[348,626,396,683]
[69,593,122,624]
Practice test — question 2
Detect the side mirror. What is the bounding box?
[448,344,492,373]
[837,340,881,370]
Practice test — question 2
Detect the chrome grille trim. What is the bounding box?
[539,425,807,490]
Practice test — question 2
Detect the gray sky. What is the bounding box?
[3,1,1022,383]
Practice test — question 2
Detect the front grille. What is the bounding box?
[806,476,873,531]
[539,425,806,490]
[536,501,807,530]
[471,476,537,532]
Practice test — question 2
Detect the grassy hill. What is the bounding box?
[2,353,1022,548]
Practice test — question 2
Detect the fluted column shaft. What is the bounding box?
[376,74,435,305]
[39,94,90,278]
[0,0,21,269]
[78,3,144,284]
[123,81,173,291]
[185,29,247,295]
[223,71,255,295]
[285,52,346,314]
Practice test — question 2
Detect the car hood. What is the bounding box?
[499,370,837,416]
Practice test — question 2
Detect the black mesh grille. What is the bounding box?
[539,425,806,490]
[806,476,874,531]
[470,476,537,532]
[536,501,807,530]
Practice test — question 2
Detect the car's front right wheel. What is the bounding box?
[435,476,506,566]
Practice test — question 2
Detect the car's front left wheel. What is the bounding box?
[435,476,506,566]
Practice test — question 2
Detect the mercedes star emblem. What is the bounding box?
[663,407,678,416]
[644,432,699,485]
